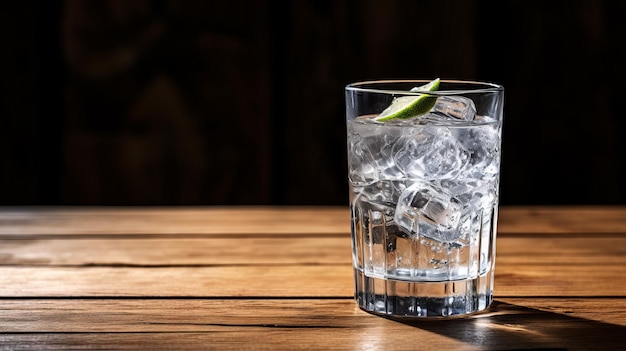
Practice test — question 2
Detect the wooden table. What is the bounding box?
[0,206,625,350]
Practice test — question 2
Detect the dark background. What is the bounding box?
[2,0,625,206]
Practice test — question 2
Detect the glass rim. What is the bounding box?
[345,79,504,95]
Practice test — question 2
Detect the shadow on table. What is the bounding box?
[390,300,626,350]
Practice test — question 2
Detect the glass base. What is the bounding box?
[354,268,494,318]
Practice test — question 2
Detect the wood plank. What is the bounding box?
[494,265,626,297]
[0,207,351,235]
[0,264,623,298]
[497,236,626,265]
[1,298,624,331]
[0,266,354,297]
[0,299,624,350]
[497,206,626,233]
[498,297,626,325]
[1,206,625,237]
[0,237,353,266]
[2,236,625,267]
[0,333,477,351]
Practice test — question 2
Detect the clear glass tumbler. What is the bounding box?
[345,80,504,317]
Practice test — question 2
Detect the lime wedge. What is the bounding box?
[374,78,440,122]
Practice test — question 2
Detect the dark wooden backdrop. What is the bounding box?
[2,0,625,206]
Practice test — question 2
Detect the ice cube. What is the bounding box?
[357,180,408,215]
[394,181,463,242]
[454,125,501,182]
[347,121,406,183]
[437,178,480,196]
[370,132,405,179]
[432,96,476,121]
[465,184,498,210]
[347,132,378,185]
[392,126,469,180]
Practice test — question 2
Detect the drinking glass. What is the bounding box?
[345,80,504,317]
